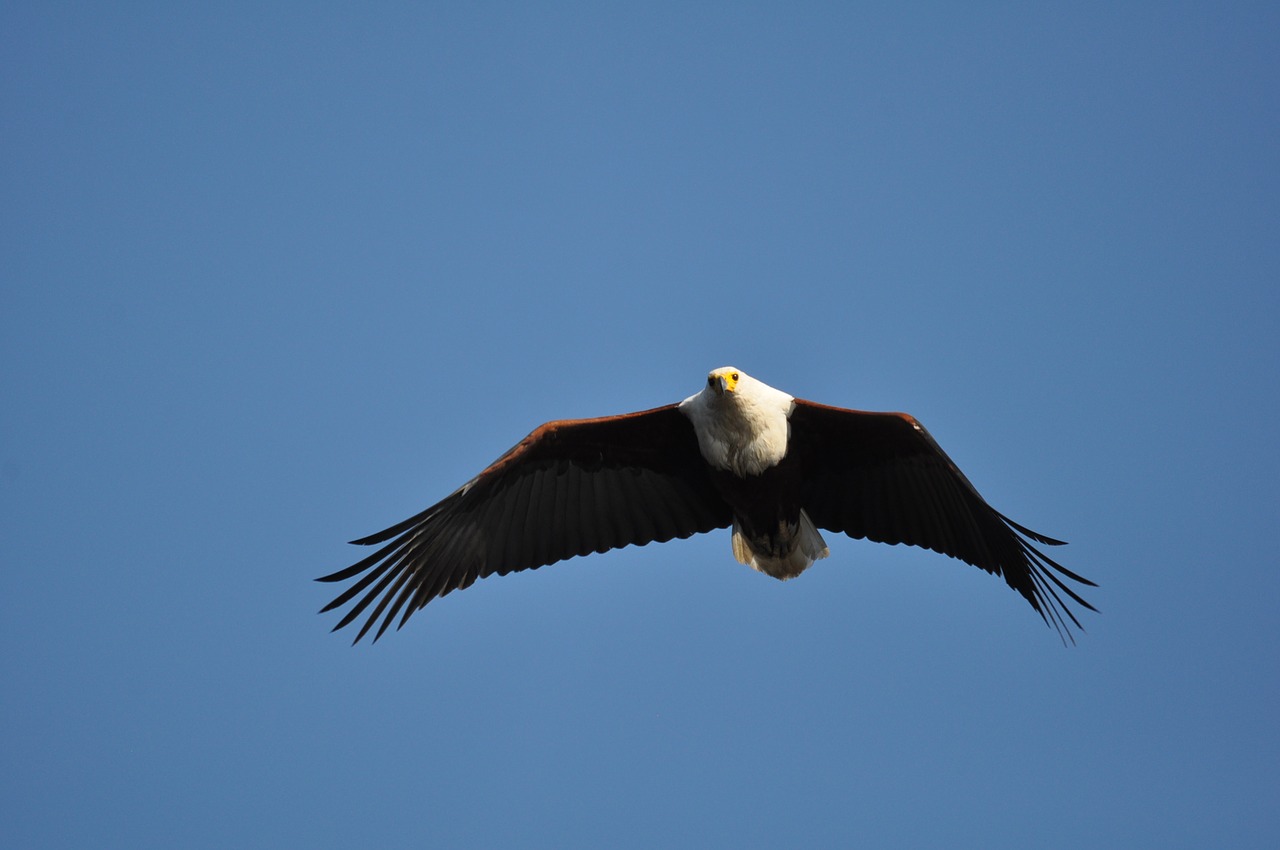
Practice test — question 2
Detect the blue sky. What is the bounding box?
[3,3,1277,847]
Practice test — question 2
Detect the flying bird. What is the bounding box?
[319,367,1095,643]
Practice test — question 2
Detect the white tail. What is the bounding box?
[731,509,830,580]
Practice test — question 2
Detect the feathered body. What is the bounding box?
[678,367,829,579]
[318,367,1096,643]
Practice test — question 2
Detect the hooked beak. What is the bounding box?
[707,369,741,397]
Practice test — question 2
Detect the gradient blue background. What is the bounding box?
[3,4,1277,848]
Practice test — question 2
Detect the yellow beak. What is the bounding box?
[709,371,738,395]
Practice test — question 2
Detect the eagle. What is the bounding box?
[318,367,1095,643]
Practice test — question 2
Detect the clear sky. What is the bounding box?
[3,3,1277,848]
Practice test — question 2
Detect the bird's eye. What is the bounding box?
[731,372,739,382]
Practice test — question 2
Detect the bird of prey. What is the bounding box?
[318,367,1095,643]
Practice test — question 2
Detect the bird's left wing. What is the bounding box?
[317,404,730,642]
[788,399,1096,641]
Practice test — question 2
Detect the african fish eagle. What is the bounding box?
[318,367,1095,643]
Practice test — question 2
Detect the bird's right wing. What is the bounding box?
[317,404,730,642]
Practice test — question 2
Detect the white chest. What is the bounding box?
[679,387,794,477]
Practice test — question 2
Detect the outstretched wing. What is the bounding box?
[788,399,1096,642]
[317,404,730,642]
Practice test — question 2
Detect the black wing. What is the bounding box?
[317,404,730,642]
[789,399,1096,642]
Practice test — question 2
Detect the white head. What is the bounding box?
[705,366,744,398]
[701,366,790,404]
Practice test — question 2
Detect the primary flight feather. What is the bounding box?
[318,367,1096,643]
